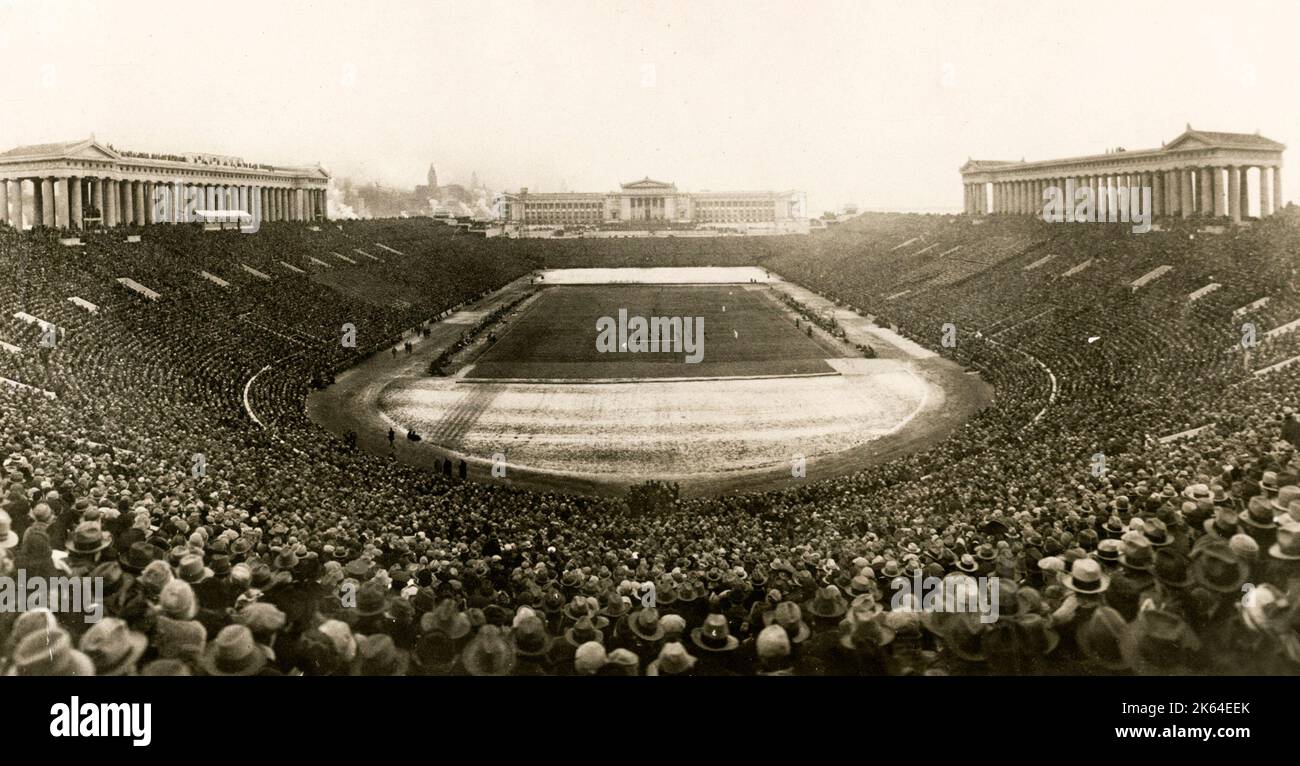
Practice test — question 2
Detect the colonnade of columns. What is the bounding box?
[963,164,1282,223]
[0,176,329,229]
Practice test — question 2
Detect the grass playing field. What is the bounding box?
[466,284,849,380]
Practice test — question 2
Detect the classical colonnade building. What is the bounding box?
[494,177,807,231]
[960,127,1284,223]
[0,137,329,230]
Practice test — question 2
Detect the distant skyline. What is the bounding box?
[1,0,1296,215]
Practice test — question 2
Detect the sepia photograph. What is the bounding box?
[1,0,1297,748]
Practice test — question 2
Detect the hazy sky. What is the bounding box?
[1,0,1297,214]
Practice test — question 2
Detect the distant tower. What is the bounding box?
[470,171,480,190]
[427,163,438,191]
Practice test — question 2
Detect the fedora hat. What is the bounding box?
[599,592,631,619]
[1191,540,1249,592]
[1076,606,1130,672]
[1120,608,1201,675]
[1142,519,1172,547]
[984,613,1059,670]
[804,585,848,619]
[1273,485,1300,514]
[351,634,410,676]
[200,625,268,676]
[627,608,665,642]
[840,618,895,652]
[66,521,111,555]
[119,541,160,574]
[209,554,232,577]
[564,615,604,647]
[647,641,696,676]
[1118,532,1153,572]
[938,614,988,662]
[1260,471,1280,494]
[78,618,148,676]
[461,625,516,676]
[762,601,811,643]
[1095,538,1122,564]
[420,599,471,639]
[511,615,554,657]
[1063,558,1109,594]
[7,627,95,676]
[177,554,213,584]
[1240,496,1278,530]
[690,613,739,652]
[159,579,198,620]
[1151,548,1193,589]
[1267,522,1300,561]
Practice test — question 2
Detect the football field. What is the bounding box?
[309,269,992,496]
[467,284,848,380]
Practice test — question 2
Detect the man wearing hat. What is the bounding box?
[64,521,113,577]
[690,613,741,675]
[1108,532,1154,620]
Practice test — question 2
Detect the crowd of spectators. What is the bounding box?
[1,212,1299,676]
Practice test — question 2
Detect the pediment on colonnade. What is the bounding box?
[621,177,676,190]
[1162,127,1286,154]
[959,159,1021,174]
[0,137,122,163]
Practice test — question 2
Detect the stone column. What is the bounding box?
[1274,167,1283,215]
[1198,167,1213,216]
[12,180,24,229]
[0,179,8,226]
[1228,166,1241,223]
[1240,167,1252,218]
[91,179,103,224]
[136,181,147,225]
[1261,167,1273,216]
[1179,168,1193,219]
[53,178,69,229]
[69,177,83,229]
[1151,171,1163,217]
[103,180,114,226]
[37,178,51,227]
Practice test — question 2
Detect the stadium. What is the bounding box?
[2,3,1299,692]
[3,192,1300,678]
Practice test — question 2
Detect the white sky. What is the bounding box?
[1,0,1297,214]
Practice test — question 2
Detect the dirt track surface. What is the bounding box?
[306,269,993,498]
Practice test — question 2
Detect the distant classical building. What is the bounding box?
[960,126,1285,223]
[0,137,329,230]
[493,177,807,230]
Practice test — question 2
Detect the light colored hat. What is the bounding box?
[756,624,791,660]
[159,579,198,620]
[574,641,607,675]
[647,641,697,676]
[0,510,17,549]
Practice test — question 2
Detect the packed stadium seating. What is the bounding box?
[2,212,1299,677]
